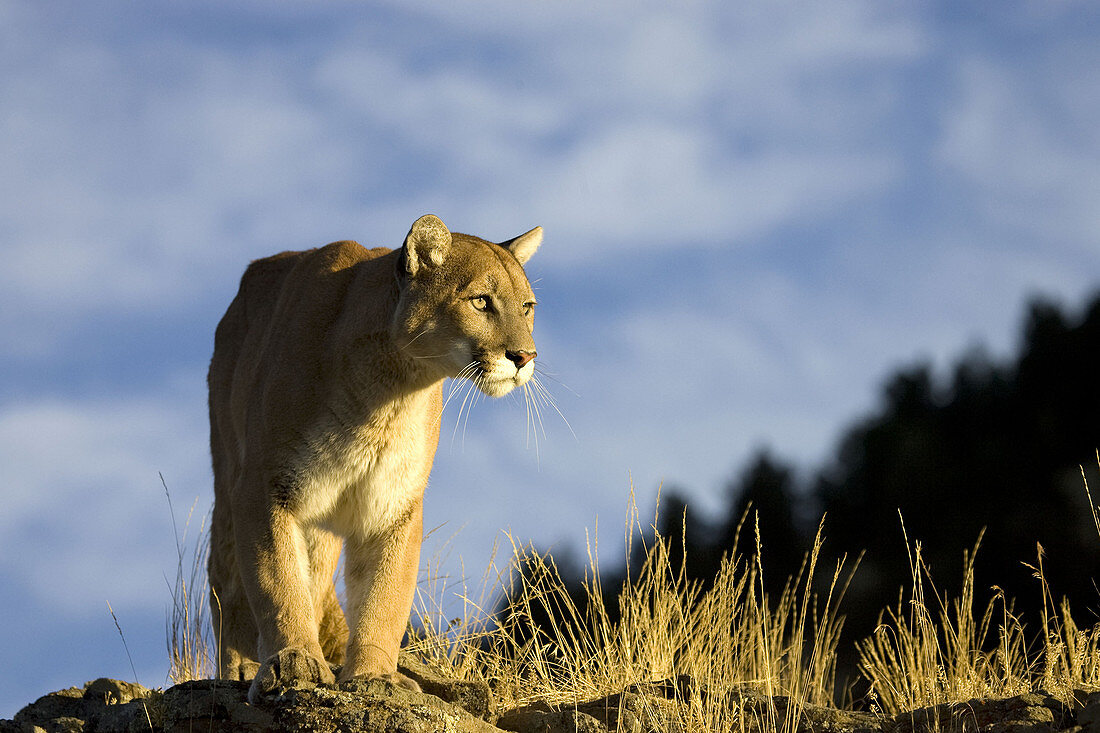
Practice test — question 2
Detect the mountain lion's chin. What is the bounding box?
[477,377,517,398]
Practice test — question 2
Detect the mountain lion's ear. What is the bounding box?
[500,226,542,265]
[403,214,451,276]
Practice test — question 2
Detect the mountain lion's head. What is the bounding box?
[392,214,541,398]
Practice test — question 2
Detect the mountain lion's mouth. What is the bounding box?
[468,361,525,397]
[476,374,516,397]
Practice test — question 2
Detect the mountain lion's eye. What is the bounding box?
[471,296,489,311]
[523,302,536,316]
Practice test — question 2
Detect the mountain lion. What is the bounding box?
[207,214,541,703]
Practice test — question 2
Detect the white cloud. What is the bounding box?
[937,53,1100,250]
[293,2,922,257]
[0,386,210,615]
[0,0,928,360]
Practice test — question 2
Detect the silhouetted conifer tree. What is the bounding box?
[723,450,804,596]
[815,294,1100,645]
[499,291,1100,685]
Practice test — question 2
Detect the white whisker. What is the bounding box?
[461,373,484,448]
[528,377,547,445]
[403,328,430,348]
[442,362,479,414]
[533,364,580,398]
[450,377,479,451]
[524,382,541,468]
[530,373,577,440]
[528,378,536,449]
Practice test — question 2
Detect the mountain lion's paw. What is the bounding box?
[247,647,336,704]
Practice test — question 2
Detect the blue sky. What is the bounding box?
[3,0,1100,717]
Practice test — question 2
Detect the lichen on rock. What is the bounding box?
[4,675,1100,733]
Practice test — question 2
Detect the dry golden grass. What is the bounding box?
[858,460,1100,716]
[409,486,857,731]
[163,476,216,684]
[857,539,1100,717]
[857,529,1033,714]
[167,461,1100,732]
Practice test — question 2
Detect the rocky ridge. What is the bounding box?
[4,657,1100,733]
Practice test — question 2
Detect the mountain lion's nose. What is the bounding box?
[506,350,536,369]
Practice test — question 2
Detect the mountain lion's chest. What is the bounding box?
[291,387,441,538]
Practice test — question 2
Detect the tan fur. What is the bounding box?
[207,215,541,702]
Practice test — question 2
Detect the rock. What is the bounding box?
[11,679,154,733]
[12,687,86,728]
[272,678,501,732]
[162,676,500,732]
[781,698,882,733]
[83,679,149,706]
[496,690,679,733]
[6,675,502,733]
[496,700,552,731]
[732,692,881,733]
[398,652,495,721]
[6,673,1098,733]
[887,692,1070,733]
[577,690,674,732]
[496,704,608,733]
[1076,691,1100,732]
[160,679,273,732]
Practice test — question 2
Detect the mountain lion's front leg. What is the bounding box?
[340,500,423,691]
[234,500,335,703]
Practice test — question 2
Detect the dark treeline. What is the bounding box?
[506,291,1100,695]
